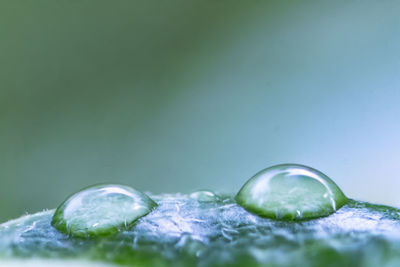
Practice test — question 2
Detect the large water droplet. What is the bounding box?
[52,184,157,237]
[235,164,347,220]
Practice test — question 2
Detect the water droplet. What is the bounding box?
[235,164,347,220]
[190,190,219,202]
[51,184,157,237]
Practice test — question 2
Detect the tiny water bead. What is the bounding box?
[235,164,348,220]
[51,184,157,237]
[189,190,219,202]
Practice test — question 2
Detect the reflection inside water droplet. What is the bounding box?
[235,164,347,220]
[52,184,157,237]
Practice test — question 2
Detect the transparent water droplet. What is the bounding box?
[189,190,219,202]
[175,233,206,257]
[51,184,157,237]
[235,164,347,220]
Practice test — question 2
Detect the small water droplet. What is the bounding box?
[190,190,219,202]
[235,164,347,220]
[51,184,157,237]
[175,233,206,257]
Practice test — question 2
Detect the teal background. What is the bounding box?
[1,1,400,222]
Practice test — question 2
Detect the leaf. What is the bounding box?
[1,195,400,267]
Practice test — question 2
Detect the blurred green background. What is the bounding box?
[1,1,400,223]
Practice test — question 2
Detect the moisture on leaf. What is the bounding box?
[235,164,348,220]
[51,184,157,237]
[1,194,400,267]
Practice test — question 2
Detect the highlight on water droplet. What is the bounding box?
[235,164,347,220]
[51,184,157,237]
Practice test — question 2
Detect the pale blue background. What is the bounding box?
[1,1,400,222]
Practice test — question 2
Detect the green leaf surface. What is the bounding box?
[1,194,400,267]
